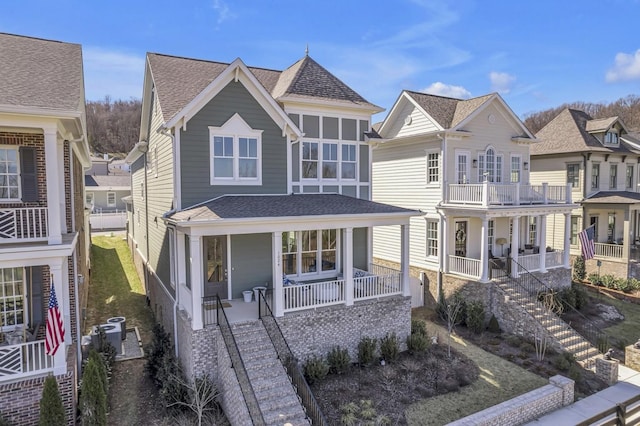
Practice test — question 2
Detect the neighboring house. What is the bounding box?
[84,174,130,212]
[0,33,91,425]
[86,154,110,175]
[530,108,640,278]
[126,51,418,424]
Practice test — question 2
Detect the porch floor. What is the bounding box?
[223,298,260,323]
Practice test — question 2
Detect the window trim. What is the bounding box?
[0,267,26,331]
[341,143,357,180]
[591,163,600,189]
[510,154,521,183]
[106,192,116,207]
[282,229,340,278]
[610,163,618,189]
[567,163,580,188]
[0,146,21,202]
[86,192,94,206]
[478,146,503,183]
[426,151,440,185]
[570,216,579,246]
[209,114,263,186]
[604,130,619,145]
[426,220,438,258]
[627,164,635,189]
[168,228,176,289]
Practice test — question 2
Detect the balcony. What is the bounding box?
[445,183,571,207]
[0,207,48,243]
[0,340,53,381]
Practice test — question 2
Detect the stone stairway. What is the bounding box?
[494,279,601,368]
[231,321,310,426]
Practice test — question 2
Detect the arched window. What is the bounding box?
[478,147,502,182]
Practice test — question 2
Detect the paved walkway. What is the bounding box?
[524,364,640,425]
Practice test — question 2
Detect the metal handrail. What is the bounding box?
[495,258,609,358]
[215,294,265,426]
[258,289,328,426]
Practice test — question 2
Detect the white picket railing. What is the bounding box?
[283,279,345,312]
[518,253,541,273]
[0,207,48,242]
[594,243,624,259]
[545,250,564,268]
[354,267,402,301]
[0,340,53,381]
[448,255,480,278]
[448,184,484,204]
[446,183,570,206]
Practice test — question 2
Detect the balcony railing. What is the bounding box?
[0,207,48,242]
[445,183,570,207]
[283,279,345,313]
[354,264,402,301]
[0,340,53,381]
[448,255,480,278]
[594,242,624,259]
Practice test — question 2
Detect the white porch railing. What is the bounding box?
[448,255,480,278]
[518,253,540,272]
[545,250,564,268]
[354,264,402,301]
[0,340,53,380]
[594,243,624,259]
[0,207,48,242]
[446,183,570,206]
[283,279,345,312]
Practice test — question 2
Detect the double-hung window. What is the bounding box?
[610,164,618,189]
[570,216,579,245]
[528,217,537,245]
[592,163,600,189]
[302,142,318,179]
[107,192,116,207]
[427,221,438,257]
[567,164,580,188]
[605,130,619,145]
[510,155,521,183]
[0,147,19,200]
[0,268,24,328]
[341,144,357,179]
[627,165,635,189]
[209,114,262,185]
[322,143,338,179]
[427,152,439,183]
[282,229,338,276]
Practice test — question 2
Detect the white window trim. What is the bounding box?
[426,219,438,258]
[0,146,21,202]
[86,192,94,206]
[478,146,503,183]
[282,229,340,278]
[425,150,440,185]
[106,192,116,207]
[321,142,339,181]
[209,113,263,186]
[627,164,635,189]
[340,143,358,181]
[510,154,522,183]
[0,267,27,331]
[610,163,618,189]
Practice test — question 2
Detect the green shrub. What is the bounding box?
[406,333,429,353]
[487,314,501,333]
[552,352,575,371]
[628,278,640,292]
[380,333,399,363]
[303,355,328,384]
[158,352,189,410]
[94,326,116,371]
[505,335,522,347]
[327,346,350,375]
[519,342,536,354]
[571,283,589,310]
[88,350,108,397]
[411,319,427,336]
[145,322,172,384]
[357,337,377,366]
[560,287,577,310]
[39,375,65,426]
[588,273,602,286]
[340,400,390,426]
[573,256,586,281]
[600,275,618,290]
[80,355,107,426]
[466,301,485,334]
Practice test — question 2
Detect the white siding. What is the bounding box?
[384,100,439,139]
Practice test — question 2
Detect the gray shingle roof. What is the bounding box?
[585,116,618,133]
[148,53,379,123]
[167,194,417,222]
[404,91,493,129]
[531,109,638,156]
[0,33,84,112]
[582,191,640,204]
[85,175,131,188]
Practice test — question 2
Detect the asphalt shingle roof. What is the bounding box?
[585,116,618,133]
[582,191,640,204]
[0,33,84,112]
[404,91,494,129]
[85,175,131,188]
[167,194,417,222]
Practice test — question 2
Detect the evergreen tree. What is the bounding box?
[39,375,66,426]
[80,356,107,426]
[573,255,586,281]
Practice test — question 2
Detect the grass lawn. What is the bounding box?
[407,308,548,425]
[596,292,640,349]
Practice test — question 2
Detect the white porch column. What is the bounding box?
[56,140,66,234]
[272,231,284,317]
[190,236,203,330]
[563,213,571,268]
[511,216,520,278]
[344,228,354,306]
[623,210,631,260]
[44,128,62,244]
[441,216,449,274]
[49,262,66,375]
[480,218,489,282]
[401,224,411,297]
[539,215,547,273]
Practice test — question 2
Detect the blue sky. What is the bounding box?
[3,0,640,122]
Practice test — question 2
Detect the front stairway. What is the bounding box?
[231,321,310,426]
[491,264,604,369]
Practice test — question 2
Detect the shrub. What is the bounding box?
[158,352,189,410]
[406,333,429,353]
[94,326,116,370]
[519,341,536,354]
[411,319,427,336]
[560,287,577,310]
[357,337,377,366]
[303,355,328,384]
[80,355,107,426]
[571,283,589,310]
[88,350,108,397]
[487,314,501,333]
[588,273,602,286]
[466,301,485,334]
[327,346,350,375]
[600,275,618,290]
[146,322,172,384]
[573,256,586,281]
[340,400,390,426]
[39,375,65,426]
[380,333,399,363]
[552,352,575,371]
[505,335,522,347]
[628,278,640,292]
[436,291,466,326]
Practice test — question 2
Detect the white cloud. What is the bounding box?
[212,0,234,25]
[421,82,471,98]
[83,47,145,100]
[606,49,640,82]
[489,71,516,94]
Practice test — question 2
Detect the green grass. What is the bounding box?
[86,236,154,342]
[598,292,640,349]
[406,308,548,425]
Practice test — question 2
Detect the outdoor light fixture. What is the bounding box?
[472,159,478,168]
[523,161,529,171]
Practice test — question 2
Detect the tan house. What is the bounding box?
[530,108,640,278]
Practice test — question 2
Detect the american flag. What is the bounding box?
[578,225,596,260]
[45,279,65,356]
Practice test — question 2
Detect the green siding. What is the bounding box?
[323,117,339,139]
[292,142,299,181]
[353,227,368,269]
[342,119,357,141]
[292,185,300,193]
[288,113,300,127]
[342,186,356,197]
[180,81,287,207]
[359,145,370,182]
[359,120,369,141]
[303,186,319,193]
[303,115,319,138]
[230,233,273,298]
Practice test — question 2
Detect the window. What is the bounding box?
[605,130,619,145]
[86,192,94,206]
[0,147,19,200]
[321,230,336,271]
[427,221,438,257]
[510,156,521,183]
[528,217,537,245]
[427,153,439,183]
[478,147,502,182]
[300,230,317,273]
[140,181,144,200]
[282,229,338,276]
[341,144,357,179]
[608,213,616,242]
[322,143,337,179]
[488,220,494,251]
[570,216,579,245]
[610,164,618,189]
[209,114,262,184]
[567,164,580,188]
[168,228,176,289]
[0,268,24,328]
[627,165,634,189]
[591,163,600,189]
[302,142,318,179]
[107,192,116,207]
[282,231,298,275]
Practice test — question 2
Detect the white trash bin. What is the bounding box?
[253,286,267,302]
[242,290,253,303]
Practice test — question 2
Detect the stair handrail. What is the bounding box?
[495,258,609,355]
[215,294,266,426]
[258,289,328,426]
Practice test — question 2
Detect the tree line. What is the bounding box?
[86,96,141,154]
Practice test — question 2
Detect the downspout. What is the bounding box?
[73,254,82,373]
[436,132,446,300]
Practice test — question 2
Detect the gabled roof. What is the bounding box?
[582,191,640,204]
[531,109,639,156]
[166,194,417,223]
[0,33,84,113]
[85,175,131,188]
[585,116,618,133]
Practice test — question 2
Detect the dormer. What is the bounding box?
[586,116,627,146]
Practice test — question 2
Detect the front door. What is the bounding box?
[590,216,599,242]
[205,236,228,299]
[455,221,467,257]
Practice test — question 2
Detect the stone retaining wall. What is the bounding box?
[626,345,640,372]
[449,375,574,426]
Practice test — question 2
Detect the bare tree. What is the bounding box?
[86,96,142,154]
[534,332,549,362]
[439,298,465,358]
[168,374,220,426]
